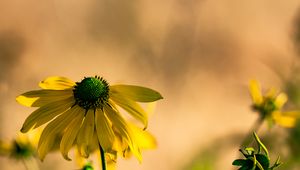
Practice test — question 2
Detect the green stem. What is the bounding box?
[22,158,39,170]
[22,159,30,170]
[99,144,106,170]
[240,117,264,147]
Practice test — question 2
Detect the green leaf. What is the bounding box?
[233,159,247,166]
[251,155,257,170]
[255,161,265,170]
[239,159,255,170]
[239,166,251,170]
[255,154,270,170]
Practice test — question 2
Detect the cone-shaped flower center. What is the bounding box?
[253,97,276,117]
[262,98,276,112]
[73,76,109,110]
[12,140,33,159]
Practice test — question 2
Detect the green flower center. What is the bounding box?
[12,140,33,159]
[263,98,276,112]
[253,97,277,117]
[73,76,109,110]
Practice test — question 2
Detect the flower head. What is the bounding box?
[249,80,300,128]
[16,76,163,161]
[0,132,38,160]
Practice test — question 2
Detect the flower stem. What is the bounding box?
[99,144,106,170]
[240,117,264,147]
[22,159,30,170]
[22,158,39,170]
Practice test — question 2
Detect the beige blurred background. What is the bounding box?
[1,0,300,169]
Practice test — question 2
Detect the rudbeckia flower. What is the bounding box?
[0,132,40,170]
[249,80,300,128]
[16,76,163,161]
[0,132,36,159]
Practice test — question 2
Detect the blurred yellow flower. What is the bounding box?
[0,132,36,159]
[16,76,163,161]
[0,131,41,170]
[249,80,300,128]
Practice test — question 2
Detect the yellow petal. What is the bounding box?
[0,140,12,155]
[95,109,115,152]
[272,111,296,128]
[38,106,80,160]
[15,132,32,149]
[96,150,117,170]
[106,150,118,163]
[16,89,73,107]
[110,85,163,102]
[274,93,288,109]
[21,97,75,133]
[281,111,300,117]
[110,94,148,129]
[111,127,127,153]
[249,80,263,105]
[60,107,84,160]
[104,104,142,162]
[26,128,43,147]
[107,161,117,170]
[266,87,277,98]
[39,76,75,90]
[129,124,157,150]
[77,109,95,158]
[120,124,156,159]
[74,148,85,168]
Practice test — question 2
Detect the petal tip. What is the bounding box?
[38,154,46,162]
[16,96,25,105]
[62,154,72,161]
[20,128,25,133]
[143,125,148,131]
[20,126,29,133]
[159,96,163,100]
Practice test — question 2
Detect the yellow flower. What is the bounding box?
[0,132,38,159]
[249,80,300,128]
[16,76,163,161]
